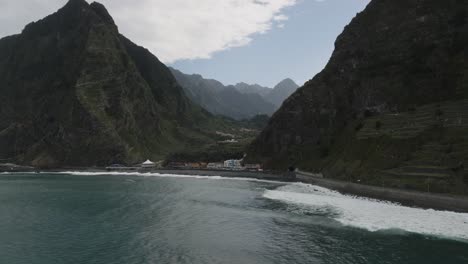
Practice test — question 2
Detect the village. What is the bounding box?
[0,157,263,173]
[165,159,262,171]
[128,155,263,172]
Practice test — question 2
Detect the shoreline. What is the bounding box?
[2,168,468,213]
[156,169,468,213]
[295,172,468,213]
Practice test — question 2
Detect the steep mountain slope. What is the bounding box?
[249,0,468,194]
[0,0,220,167]
[219,86,277,119]
[170,68,276,120]
[234,82,271,97]
[235,79,299,108]
[265,78,299,107]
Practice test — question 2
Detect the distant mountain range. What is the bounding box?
[0,0,227,167]
[170,68,299,120]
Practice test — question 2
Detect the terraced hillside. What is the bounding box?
[248,0,468,195]
[355,100,468,193]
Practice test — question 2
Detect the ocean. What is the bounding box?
[1,172,467,264]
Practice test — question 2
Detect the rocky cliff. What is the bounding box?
[0,0,218,167]
[249,0,468,194]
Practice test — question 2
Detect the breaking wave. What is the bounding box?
[263,182,468,241]
[54,171,286,184]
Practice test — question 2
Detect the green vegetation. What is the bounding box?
[0,0,248,168]
[240,114,270,130]
[248,0,468,195]
[167,121,259,163]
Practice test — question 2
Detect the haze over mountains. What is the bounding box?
[248,0,468,194]
[171,68,299,120]
[0,0,228,167]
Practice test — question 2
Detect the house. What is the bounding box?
[141,160,156,168]
[207,162,224,169]
[244,164,262,171]
[187,162,208,169]
[224,159,243,170]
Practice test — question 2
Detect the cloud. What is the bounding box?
[0,0,297,63]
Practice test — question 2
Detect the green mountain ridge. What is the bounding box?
[171,68,299,120]
[170,68,277,120]
[0,0,226,167]
[248,0,468,194]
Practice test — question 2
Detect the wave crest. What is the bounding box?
[263,182,468,241]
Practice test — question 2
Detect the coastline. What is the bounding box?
[159,169,468,213]
[295,172,468,213]
[2,168,468,213]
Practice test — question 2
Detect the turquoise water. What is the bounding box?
[0,172,467,264]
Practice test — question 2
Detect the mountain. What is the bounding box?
[234,82,271,97]
[0,0,223,167]
[171,68,299,119]
[248,0,468,194]
[265,78,300,107]
[170,68,276,120]
[235,80,299,108]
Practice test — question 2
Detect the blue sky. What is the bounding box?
[0,0,370,88]
[171,0,370,87]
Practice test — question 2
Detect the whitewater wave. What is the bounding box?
[43,171,287,184]
[263,182,468,241]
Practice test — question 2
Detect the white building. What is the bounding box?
[141,160,156,168]
[224,159,243,170]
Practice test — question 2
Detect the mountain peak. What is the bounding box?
[274,78,299,90]
[63,0,89,10]
[21,0,117,35]
[90,2,115,25]
[0,0,217,167]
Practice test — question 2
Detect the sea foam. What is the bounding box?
[263,182,468,241]
[56,171,286,184]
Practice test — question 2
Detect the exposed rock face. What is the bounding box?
[249,0,468,194]
[170,68,276,120]
[0,0,214,167]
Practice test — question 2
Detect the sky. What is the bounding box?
[0,0,370,87]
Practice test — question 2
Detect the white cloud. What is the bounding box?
[273,14,289,21]
[0,0,297,63]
